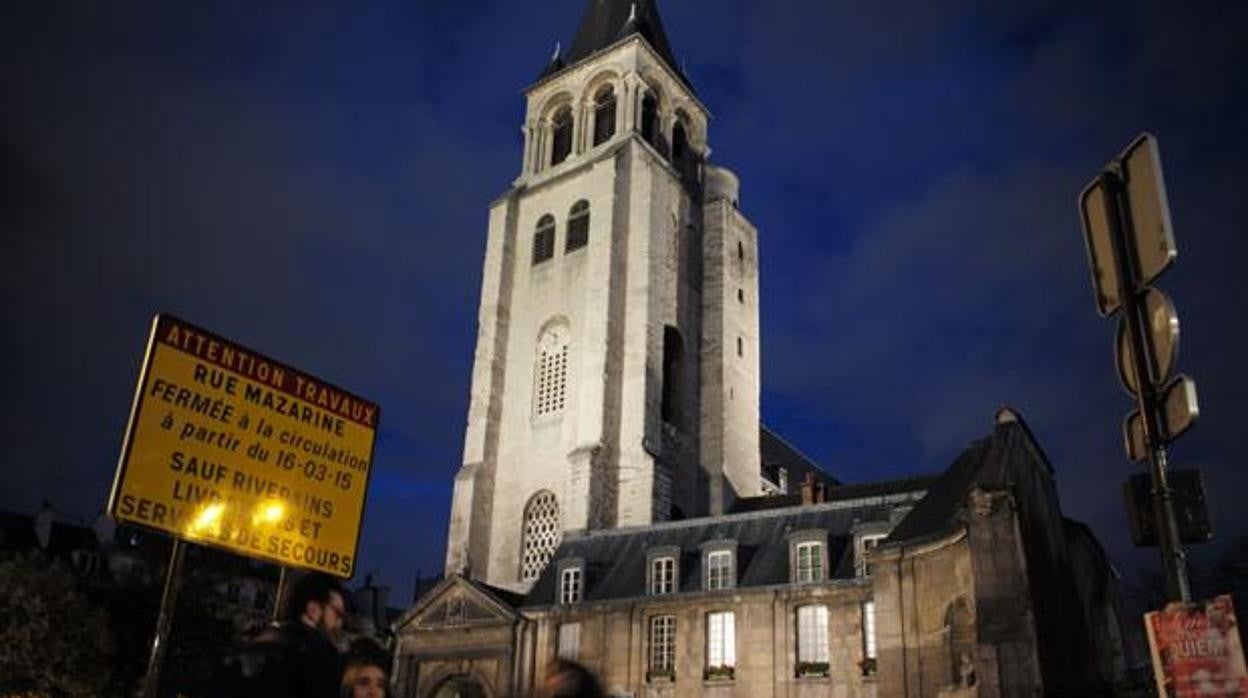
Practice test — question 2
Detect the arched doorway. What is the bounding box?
[432,675,487,698]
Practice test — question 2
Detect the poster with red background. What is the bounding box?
[1146,595,1248,697]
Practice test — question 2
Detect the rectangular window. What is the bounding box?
[797,605,830,665]
[560,567,582,604]
[558,622,581,661]
[706,550,733,591]
[863,601,877,660]
[706,611,736,670]
[796,541,824,583]
[649,615,676,677]
[651,556,675,595]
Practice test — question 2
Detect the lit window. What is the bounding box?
[649,615,676,677]
[533,214,556,265]
[797,605,830,672]
[863,601,877,660]
[706,550,733,591]
[534,324,569,417]
[551,107,573,166]
[593,86,616,146]
[706,611,736,674]
[560,567,582,604]
[558,622,581,660]
[566,200,590,252]
[520,491,561,582]
[651,556,676,595]
[796,541,823,583]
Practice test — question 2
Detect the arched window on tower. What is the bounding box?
[533,214,556,265]
[662,326,683,426]
[641,92,660,151]
[672,120,689,163]
[592,85,617,146]
[534,322,569,417]
[551,106,573,166]
[520,490,561,582]
[566,200,590,252]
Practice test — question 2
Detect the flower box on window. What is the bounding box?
[647,668,675,682]
[704,665,735,681]
[796,661,830,678]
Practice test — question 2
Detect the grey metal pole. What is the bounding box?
[141,538,187,698]
[272,566,289,622]
[1102,171,1191,602]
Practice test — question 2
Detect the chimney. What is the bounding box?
[800,473,817,505]
[814,481,826,504]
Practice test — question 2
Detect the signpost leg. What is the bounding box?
[142,538,187,698]
[1103,171,1191,602]
[273,565,289,622]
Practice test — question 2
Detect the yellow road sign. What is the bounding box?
[109,315,379,578]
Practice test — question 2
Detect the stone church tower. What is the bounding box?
[445,0,763,591]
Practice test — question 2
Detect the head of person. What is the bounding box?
[285,572,348,641]
[539,659,604,698]
[340,652,389,698]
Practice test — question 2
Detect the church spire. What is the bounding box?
[555,0,689,87]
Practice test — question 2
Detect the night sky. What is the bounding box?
[3,0,1246,601]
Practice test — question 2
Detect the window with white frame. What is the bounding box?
[863,601,878,660]
[797,605,830,667]
[651,556,676,595]
[560,566,582,604]
[649,615,676,677]
[558,622,581,660]
[706,611,736,671]
[857,534,887,577]
[706,550,734,591]
[796,541,824,583]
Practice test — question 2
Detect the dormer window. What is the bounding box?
[706,549,734,591]
[592,85,617,146]
[560,566,583,604]
[551,107,573,166]
[789,531,828,584]
[648,552,677,595]
[796,542,823,583]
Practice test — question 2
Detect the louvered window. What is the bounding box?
[566,200,589,252]
[533,215,556,265]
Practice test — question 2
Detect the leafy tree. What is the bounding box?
[0,552,113,697]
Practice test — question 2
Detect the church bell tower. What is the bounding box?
[445,0,763,591]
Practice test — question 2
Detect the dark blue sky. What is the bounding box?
[3,0,1246,601]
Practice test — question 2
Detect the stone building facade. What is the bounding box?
[398,2,1128,696]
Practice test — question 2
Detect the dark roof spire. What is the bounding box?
[551,0,689,86]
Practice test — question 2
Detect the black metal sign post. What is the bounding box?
[141,538,188,698]
[1098,168,1190,602]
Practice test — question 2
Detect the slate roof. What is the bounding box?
[541,0,690,89]
[525,485,928,607]
[731,474,938,514]
[886,408,1054,543]
[760,424,839,489]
